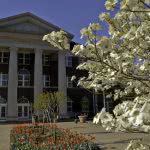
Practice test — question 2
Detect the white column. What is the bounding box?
[34,48,43,103]
[58,51,67,117]
[7,46,18,121]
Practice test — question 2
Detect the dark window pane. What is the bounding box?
[3,52,9,57]
[1,107,6,117]
[2,74,7,80]
[18,59,23,64]
[24,106,28,117]
[3,58,8,63]
[2,81,7,86]
[18,106,22,117]
[18,53,30,64]
[25,54,30,59]
[43,55,50,65]
[24,75,30,80]
[24,81,30,86]
[18,75,23,80]
[45,76,50,80]
[45,82,50,87]
[18,53,23,57]
[18,81,23,86]
[67,103,72,107]
[25,59,30,64]
[67,107,72,112]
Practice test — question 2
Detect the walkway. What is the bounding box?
[58,122,150,150]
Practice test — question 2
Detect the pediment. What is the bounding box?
[0,21,49,35]
[0,13,73,38]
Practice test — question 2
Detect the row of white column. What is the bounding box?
[7,46,67,121]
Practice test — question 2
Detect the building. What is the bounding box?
[0,13,105,122]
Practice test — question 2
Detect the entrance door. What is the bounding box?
[18,104,30,119]
[0,104,6,119]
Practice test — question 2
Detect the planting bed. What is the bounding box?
[10,123,100,150]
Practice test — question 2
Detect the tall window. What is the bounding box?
[67,97,73,112]
[66,56,72,67]
[18,69,30,87]
[43,54,51,66]
[67,76,73,88]
[43,75,50,87]
[0,52,9,64]
[0,96,7,118]
[0,73,8,87]
[17,96,30,118]
[81,96,89,113]
[18,53,30,65]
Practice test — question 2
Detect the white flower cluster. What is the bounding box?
[80,23,102,41]
[43,30,69,50]
[93,99,150,149]
[105,0,118,11]
[93,99,150,133]
[93,108,115,131]
[125,140,150,150]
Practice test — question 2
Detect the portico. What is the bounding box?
[0,12,73,121]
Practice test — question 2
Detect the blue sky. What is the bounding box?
[0,0,108,43]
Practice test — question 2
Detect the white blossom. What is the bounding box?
[105,0,118,10]
[140,64,145,71]
[71,76,76,81]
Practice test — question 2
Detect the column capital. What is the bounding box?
[9,46,18,51]
[34,48,43,54]
[58,50,66,55]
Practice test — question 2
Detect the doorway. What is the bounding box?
[17,96,30,119]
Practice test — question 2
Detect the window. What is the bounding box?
[18,69,30,87]
[18,53,30,65]
[0,52,9,64]
[67,97,73,112]
[18,96,29,103]
[66,56,72,67]
[0,73,8,87]
[0,96,7,103]
[18,106,22,117]
[67,76,73,88]
[1,106,6,117]
[43,75,50,87]
[0,96,7,118]
[43,54,51,66]
[17,96,30,118]
[81,96,89,112]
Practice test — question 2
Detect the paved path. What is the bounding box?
[0,124,14,150]
[0,122,150,150]
[58,122,150,150]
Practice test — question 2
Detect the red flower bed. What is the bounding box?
[10,123,99,150]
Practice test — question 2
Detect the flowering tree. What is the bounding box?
[43,0,150,149]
